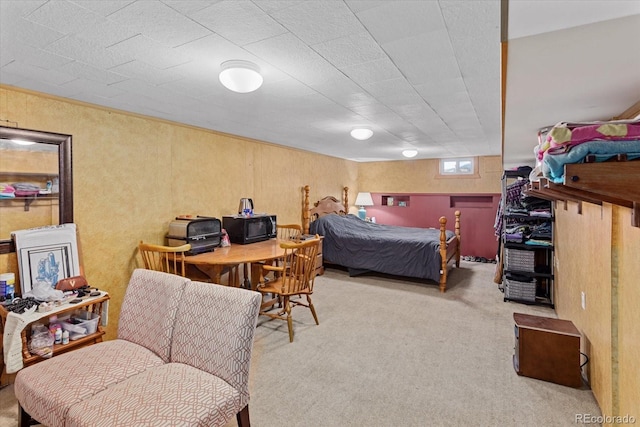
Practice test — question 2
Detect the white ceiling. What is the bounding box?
[0,1,638,166]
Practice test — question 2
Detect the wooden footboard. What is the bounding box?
[438,210,461,293]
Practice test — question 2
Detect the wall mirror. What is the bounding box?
[0,126,73,254]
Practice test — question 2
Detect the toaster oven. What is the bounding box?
[222,215,276,245]
[166,216,222,255]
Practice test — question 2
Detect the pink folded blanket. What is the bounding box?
[537,121,640,160]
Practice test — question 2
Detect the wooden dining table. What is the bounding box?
[182,238,286,289]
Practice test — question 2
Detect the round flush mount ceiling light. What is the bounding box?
[402,149,418,158]
[219,60,263,93]
[350,127,373,140]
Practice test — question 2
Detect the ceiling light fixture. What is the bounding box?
[402,149,418,158]
[219,60,263,93]
[350,127,373,140]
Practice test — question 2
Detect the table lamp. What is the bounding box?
[355,192,374,220]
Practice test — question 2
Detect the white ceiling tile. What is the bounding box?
[312,32,386,68]
[70,0,136,16]
[271,1,361,45]
[356,1,445,45]
[61,78,126,98]
[0,16,64,49]
[382,29,455,86]
[2,60,77,85]
[0,1,48,17]
[160,0,220,15]
[72,18,140,48]
[45,35,132,69]
[109,60,185,85]
[415,78,467,101]
[253,0,301,14]
[9,77,83,99]
[245,33,320,68]
[107,35,191,69]
[2,41,73,70]
[0,69,26,85]
[194,1,288,46]
[311,78,376,108]
[108,0,212,47]
[343,1,388,14]
[55,61,128,85]
[341,58,403,85]
[284,58,344,86]
[24,0,104,34]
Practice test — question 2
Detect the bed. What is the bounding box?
[301,185,461,292]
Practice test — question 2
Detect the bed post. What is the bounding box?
[439,216,448,293]
[303,185,310,234]
[343,187,349,213]
[454,210,461,267]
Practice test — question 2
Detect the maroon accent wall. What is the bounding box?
[365,193,501,259]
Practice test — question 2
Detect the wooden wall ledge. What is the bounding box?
[525,160,640,227]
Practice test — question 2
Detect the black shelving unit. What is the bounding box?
[500,170,554,307]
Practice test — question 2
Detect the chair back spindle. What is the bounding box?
[276,224,303,242]
[138,241,191,277]
[279,240,318,295]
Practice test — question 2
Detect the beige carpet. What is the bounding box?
[0,261,602,427]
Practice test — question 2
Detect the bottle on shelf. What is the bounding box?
[54,327,62,344]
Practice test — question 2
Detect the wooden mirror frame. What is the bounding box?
[0,126,73,254]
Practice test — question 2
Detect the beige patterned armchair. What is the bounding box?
[14,269,262,427]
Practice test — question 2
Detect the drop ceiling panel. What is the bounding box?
[107,1,211,47]
[4,1,632,165]
[311,32,386,69]
[45,35,132,69]
[25,0,103,34]
[356,1,445,45]
[194,1,288,46]
[271,1,362,45]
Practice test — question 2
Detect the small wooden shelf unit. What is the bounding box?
[0,295,108,385]
[513,313,582,388]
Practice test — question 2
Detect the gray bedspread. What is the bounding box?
[309,214,456,282]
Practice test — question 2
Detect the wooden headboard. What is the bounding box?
[303,185,349,234]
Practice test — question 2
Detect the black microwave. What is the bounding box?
[222,215,276,245]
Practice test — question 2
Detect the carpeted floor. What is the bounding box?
[0,261,602,426]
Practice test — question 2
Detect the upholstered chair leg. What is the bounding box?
[307,295,319,325]
[236,405,251,427]
[18,404,32,427]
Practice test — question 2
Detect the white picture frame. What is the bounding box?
[12,224,80,294]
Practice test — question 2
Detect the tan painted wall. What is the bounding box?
[0,86,357,339]
[616,206,640,421]
[555,201,639,422]
[358,155,502,193]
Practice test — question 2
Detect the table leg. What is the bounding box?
[194,265,224,284]
[243,263,250,288]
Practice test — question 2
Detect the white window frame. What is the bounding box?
[439,157,477,176]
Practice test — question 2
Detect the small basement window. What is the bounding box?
[438,157,477,177]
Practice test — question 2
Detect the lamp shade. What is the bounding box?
[219,60,263,93]
[355,192,374,207]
